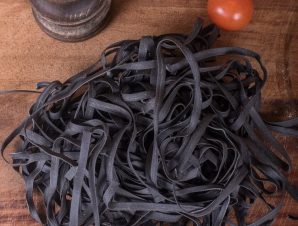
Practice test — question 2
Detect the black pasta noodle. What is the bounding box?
[1,19,298,226]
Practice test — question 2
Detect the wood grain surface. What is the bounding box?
[0,0,297,225]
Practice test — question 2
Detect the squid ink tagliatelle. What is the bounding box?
[1,19,298,226]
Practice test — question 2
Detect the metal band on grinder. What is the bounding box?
[30,0,111,42]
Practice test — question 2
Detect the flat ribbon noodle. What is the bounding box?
[1,19,298,226]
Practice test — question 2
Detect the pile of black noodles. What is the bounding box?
[2,19,298,226]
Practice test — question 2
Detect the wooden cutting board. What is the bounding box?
[0,0,297,225]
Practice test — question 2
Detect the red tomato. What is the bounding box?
[207,0,254,31]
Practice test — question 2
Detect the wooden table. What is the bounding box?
[0,0,297,225]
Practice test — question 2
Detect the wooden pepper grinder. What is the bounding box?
[30,0,112,42]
